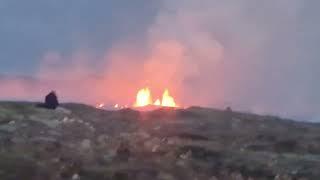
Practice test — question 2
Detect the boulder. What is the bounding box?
[116,142,130,161]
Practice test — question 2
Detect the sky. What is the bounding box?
[0,0,320,121]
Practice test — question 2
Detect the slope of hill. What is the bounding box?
[0,102,319,180]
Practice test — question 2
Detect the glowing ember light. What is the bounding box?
[154,99,161,106]
[161,89,177,107]
[134,87,178,107]
[96,103,105,108]
[96,88,178,110]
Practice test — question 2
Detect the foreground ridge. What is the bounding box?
[0,102,319,180]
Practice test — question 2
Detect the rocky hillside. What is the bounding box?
[0,102,320,180]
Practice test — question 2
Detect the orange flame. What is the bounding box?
[134,87,178,107]
[161,89,177,107]
[134,88,153,107]
[154,99,161,106]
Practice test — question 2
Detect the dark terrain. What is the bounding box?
[0,102,320,180]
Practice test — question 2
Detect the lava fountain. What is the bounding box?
[96,87,179,110]
[134,87,178,108]
[134,88,153,107]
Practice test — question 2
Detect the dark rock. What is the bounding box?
[224,106,233,121]
[113,169,158,180]
[0,154,38,180]
[256,134,276,142]
[59,160,82,179]
[113,171,129,180]
[116,142,131,161]
[225,106,232,112]
[175,132,210,141]
[246,144,271,152]
[178,145,222,162]
[274,139,298,153]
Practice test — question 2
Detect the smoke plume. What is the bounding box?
[1,0,319,121]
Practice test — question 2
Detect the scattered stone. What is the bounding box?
[62,117,69,123]
[88,126,95,132]
[231,172,244,180]
[81,139,91,150]
[21,123,28,127]
[0,124,16,132]
[153,126,161,131]
[0,119,11,125]
[120,132,131,139]
[209,176,218,180]
[274,174,292,180]
[137,130,151,139]
[30,136,57,143]
[51,158,60,163]
[72,173,80,180]
[47,130,61,137]
[11,137,24,144]
[144,137,161,151]
[297,178,308,180]
[59,160,82,179]
[113,171,129,180]
[116,142,130,161]
[102,151,116,163]
[180,150,192,160]
[274,139,298,153]
[152,145,160,152]
[56,107,72,114]
[29,115,61,128]
[176,132,209,141]
[157,172,175,180]
[97,134,109,145]
[167,138,179,145]
[176,159,187,167]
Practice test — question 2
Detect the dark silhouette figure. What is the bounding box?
[45,91,59,109]
[37,91,59,109]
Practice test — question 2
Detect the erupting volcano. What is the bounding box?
[134,88,178,108]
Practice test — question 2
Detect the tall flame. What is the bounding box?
[161,89,177,107]
[134,87,178,107]
[134,88,153,107]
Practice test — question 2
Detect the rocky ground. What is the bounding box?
[0,102,320,180]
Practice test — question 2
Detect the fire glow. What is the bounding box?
[134,88,178,108]
[96,87,178,109]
